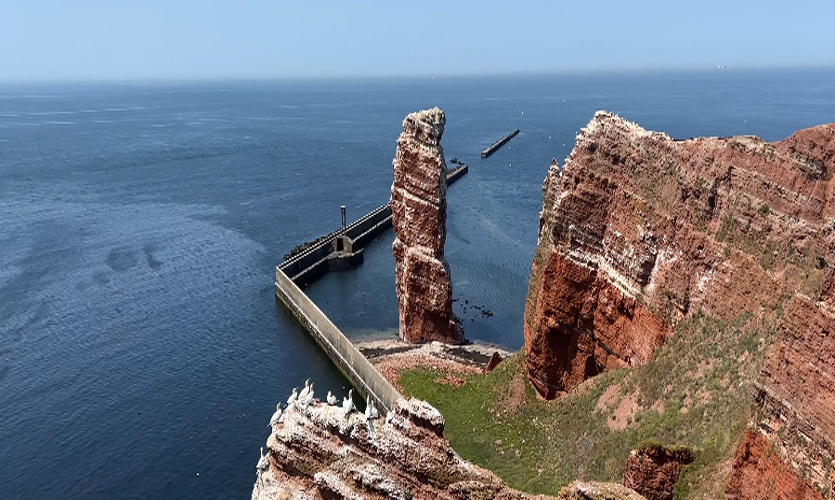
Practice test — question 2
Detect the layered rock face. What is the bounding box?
[726,428,826,500]
[622,446,694,500]
[252,397,568,499]
[525,111,835,495]
[391,107,463,344]
[525,111,835,397]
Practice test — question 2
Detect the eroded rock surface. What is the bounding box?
[525,111,835,397]
[559,481,646,500]
[726,428,826,500]
[525,111,835,496]
[252,397,566,499]
[622,446,694,500]
[391,107,463,344]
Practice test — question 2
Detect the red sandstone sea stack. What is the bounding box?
[391,107,464,344]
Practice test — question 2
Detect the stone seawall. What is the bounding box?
[274,266,402,412]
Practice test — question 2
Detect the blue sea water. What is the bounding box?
[1,69,834,499]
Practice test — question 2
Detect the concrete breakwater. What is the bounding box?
[274,266,402,412]
[481,129,520,158]
[279,163,468,287]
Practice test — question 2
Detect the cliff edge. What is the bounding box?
[251,396,628,499]
[525,111,835,496]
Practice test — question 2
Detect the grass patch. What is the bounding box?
[399,313,777,498]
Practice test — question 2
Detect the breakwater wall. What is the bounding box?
[275,266,402,412]
[481,129,520,158]
[279,164,468,287]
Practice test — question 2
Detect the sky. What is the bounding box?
[1,0,834,81]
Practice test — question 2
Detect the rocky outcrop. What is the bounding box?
[525,111,835,496]
[252,397,568,499]
[525,111,835,397]
[559,482,646,500]
[391,107,464,344]
[622,446,694,500]
[726,428,826,500]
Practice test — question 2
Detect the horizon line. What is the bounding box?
[1,63,833,86]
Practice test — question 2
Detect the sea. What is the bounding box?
[1,68,834,499]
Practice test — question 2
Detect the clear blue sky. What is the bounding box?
[2,0,833,81]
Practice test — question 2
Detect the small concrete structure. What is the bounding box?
[329,234,363,271]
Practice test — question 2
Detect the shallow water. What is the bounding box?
[1,69,834,499]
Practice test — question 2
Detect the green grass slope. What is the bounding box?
[399,313,777,499]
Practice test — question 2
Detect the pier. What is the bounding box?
[279,163,468,288]
[275,266,402,412]
[481,129,520,158]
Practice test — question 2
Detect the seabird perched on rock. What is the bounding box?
[298,379,311,403]
[385,410,394,425]
[268,404,282,427]
[342,389,355,419]
[303,383,315,406]
[256,446,268,472]
[369,400,379,420]
[286,388,298,406]
[364,401,372,420]
[327,391,337,406]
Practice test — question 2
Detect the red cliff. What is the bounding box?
[525,111,835,496]
[726,428,826,500]
[391,107,464,344]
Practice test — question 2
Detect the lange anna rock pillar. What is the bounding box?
[390,107,464,344]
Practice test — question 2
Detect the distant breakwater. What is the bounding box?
[481,129,520,158]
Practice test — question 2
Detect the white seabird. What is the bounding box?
[286,388,298,406]
[327,391,337,406]
[342,389,355,419]
[256,446,268,472]
[268,404,282,427]
[303,383,315,406]
[364,401,372,420]
[298,379,311,403]
[385,410,394,425]
[369,400,379,420]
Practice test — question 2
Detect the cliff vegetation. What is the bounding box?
[400,312,779,498]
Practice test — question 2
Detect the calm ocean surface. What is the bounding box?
[2,69,834,499]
